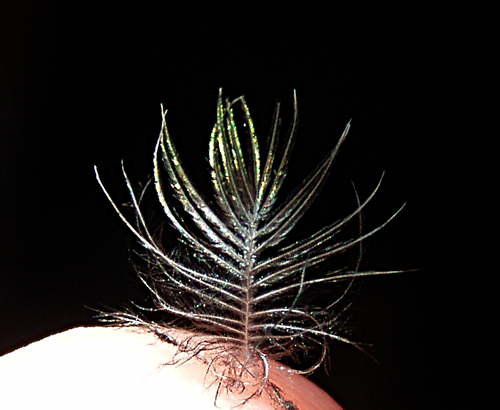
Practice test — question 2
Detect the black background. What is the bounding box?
[0,2,491,409]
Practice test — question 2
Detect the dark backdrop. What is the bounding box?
[0,2,490,409]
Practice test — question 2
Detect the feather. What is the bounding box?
[94,89,404,405]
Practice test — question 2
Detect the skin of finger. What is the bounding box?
[0,326,343,410]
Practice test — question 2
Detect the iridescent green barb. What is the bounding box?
[94,89,404,378]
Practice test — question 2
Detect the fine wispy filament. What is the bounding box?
[94,90,403,406]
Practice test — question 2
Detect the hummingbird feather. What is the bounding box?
[94,89,404,405]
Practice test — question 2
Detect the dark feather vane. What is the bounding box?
[94,90,403,401]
